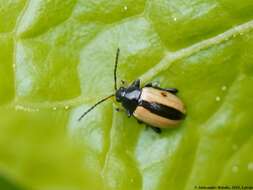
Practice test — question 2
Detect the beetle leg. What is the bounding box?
[145,83,178,94]
[121,80,126,85]
[144,82,154,87]
[155,86,178,94]
[144,124,162,134]
[150,127,162,134]
[137,119,143,124]
[131,79,140,88]
[126,110,132,117]
[115,107,122,112]
[164,88,178,94]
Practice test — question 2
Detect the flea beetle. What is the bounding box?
[78,49,186,133]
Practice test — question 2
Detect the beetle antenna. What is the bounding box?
[114,48,120,90]
[78,94,114,121]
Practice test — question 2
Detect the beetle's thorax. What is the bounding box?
[115,86,141,115]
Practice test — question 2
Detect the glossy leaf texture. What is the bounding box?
[1,0,253,190]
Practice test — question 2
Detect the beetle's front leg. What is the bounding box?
[114,105,124,112]
[126,109,132,117]
[115,107,121,112]
[121,80,128,86]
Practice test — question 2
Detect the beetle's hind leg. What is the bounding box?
[144,124,162,134]
[137,119,143,124]
[145,83,178,94]
[150,126,162,134]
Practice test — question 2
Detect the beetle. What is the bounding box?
[78,48,186,133]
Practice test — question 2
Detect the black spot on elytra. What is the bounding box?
[161,92,167,97]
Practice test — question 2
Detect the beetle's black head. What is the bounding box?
[115,83,141,116]
[115,87,126,102]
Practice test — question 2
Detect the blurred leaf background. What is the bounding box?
[1,0,253,190]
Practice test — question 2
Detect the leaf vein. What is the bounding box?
[140,19,253,83]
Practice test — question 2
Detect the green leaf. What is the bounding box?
[1,0,253,189]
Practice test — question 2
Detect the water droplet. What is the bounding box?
[65,105,69,110]
[215,96,221,102]
[12,63,16,69]
[124,5,128,11]
[53,107,57,111]
[221,85,227,91]
[232,165,238,173]
[248,162,253,171]
[173,17,177,21]
[240,32,244,36]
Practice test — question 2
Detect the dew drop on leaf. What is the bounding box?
[232,165,239,173]
[248,163,253,171]
[221,85,227,91]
